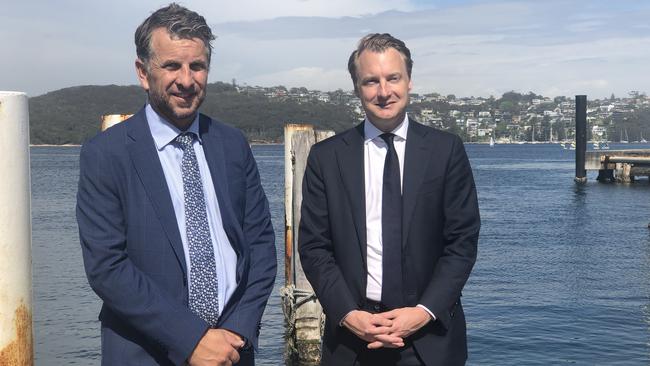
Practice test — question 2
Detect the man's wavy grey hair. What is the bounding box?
[135,3,216,69]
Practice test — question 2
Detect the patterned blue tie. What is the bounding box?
[176,132,219,327]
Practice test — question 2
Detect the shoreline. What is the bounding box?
[31,144,81,147]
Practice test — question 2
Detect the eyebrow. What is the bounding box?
[159,58,208,67]
[360,72,402,82]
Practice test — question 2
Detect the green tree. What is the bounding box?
[499,100,518,114]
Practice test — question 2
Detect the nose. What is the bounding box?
[176,66,194,90]
[378,80,390,98]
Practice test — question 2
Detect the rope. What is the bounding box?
[280,285,325,364]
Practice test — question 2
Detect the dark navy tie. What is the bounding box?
[379,133,404,309]
[176,132,219,326]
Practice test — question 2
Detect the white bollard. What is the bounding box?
[0,91,33,365]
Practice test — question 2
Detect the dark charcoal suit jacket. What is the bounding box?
[299,120,480,365]
[76,108,276,365]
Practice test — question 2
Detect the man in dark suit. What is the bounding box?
[76,4,276,365]
[298,33,480,365]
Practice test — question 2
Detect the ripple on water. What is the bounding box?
[31,145,650,365]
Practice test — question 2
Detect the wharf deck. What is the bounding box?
[585,149,650,182]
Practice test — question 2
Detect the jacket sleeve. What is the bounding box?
[298,147,359,325]
[76,140,208,365]
[218,136,277,349]
[418,135,480,330]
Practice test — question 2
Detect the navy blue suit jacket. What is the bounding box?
[76,109,276,365]
[299,120,480,365]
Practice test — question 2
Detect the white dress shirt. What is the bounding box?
[364,116,408,302]
[363,114,435,320]
[146,104,237,316]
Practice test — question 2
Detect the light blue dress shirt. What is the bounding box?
[146,104,237,317]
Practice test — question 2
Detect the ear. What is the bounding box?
[135,58,150,91]
[353,80,361,98]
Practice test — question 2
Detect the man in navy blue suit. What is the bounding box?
[299,34,480,365]
[76,4,276,365]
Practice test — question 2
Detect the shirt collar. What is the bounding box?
[364,113,409,144]
[145,103,201,151]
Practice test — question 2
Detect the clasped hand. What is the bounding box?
[188,328,245,366]
[342,307,432,349]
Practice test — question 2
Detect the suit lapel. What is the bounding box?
[402,120,433,247]
[126,110,187,274]
[337,123,367,266]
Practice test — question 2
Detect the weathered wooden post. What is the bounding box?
[101,114,132,131]
[575,95,587,183]
[282,124,334,365]
[283,124,313,288]
[0,92,33,365]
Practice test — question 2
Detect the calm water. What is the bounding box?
[31,143,650,365]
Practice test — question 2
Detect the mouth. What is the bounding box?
[172,92,195,99]
[171,92,197,105]
[375,101,395,109]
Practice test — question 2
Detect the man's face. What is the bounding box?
[355,48,412,132]
[136,28,209,129]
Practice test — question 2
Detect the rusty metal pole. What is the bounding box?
[575,95,587,183]
[0,91,34,365]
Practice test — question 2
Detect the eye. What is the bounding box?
[190,62,207,72]
[362,78,378,86]
[162,62,181,71]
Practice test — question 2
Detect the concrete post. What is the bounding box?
[0,91,33,365]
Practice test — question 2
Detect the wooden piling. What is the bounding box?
[101,114,132,131]
[586,150,650,182]
[284,124,314,287]
[282,124,334,365]
[575,95,587,183]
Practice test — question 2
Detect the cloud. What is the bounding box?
[245,67,351,90]
[191,0,417,22]
[565,21,605,33]
[4,0,650,98]
[209,0,650,98]
[411,34,650,97]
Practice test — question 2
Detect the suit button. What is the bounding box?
[373,304,381,312]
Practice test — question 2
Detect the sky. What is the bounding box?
[2,0,650,99]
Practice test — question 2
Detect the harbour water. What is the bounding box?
[31,143,650,365]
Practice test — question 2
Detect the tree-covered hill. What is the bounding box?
[28,82,358,144]
[29,85,145,144]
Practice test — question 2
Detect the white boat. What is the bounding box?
[620,129,629,143]
[489,136,495,147]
